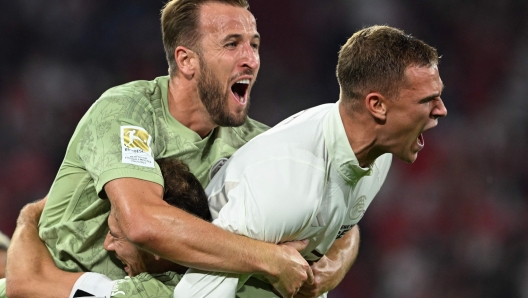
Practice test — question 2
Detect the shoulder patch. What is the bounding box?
[209,157,229,181]
[120,125,155,168]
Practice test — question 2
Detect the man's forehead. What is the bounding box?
[404,65,442,88]
[199,3,257,36]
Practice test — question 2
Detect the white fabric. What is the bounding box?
[69,272,116,298]
[174,103,392,298]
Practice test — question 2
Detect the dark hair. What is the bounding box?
[158,158,212,221]
[336,25,439,104]
[161,0,250,77]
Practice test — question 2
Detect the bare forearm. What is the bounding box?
[107,178,283,275]
[296,225,360,297]
[106,178,311,297]
[326,224,360,277]
[128,204,279,274]
[6,200,81,298]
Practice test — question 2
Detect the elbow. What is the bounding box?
[121,213,158,246]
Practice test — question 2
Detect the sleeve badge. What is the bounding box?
[120,125,155,168]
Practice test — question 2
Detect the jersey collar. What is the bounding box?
[323,102,373,183]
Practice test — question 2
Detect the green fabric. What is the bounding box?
[38,76,268,283]
[110,272,180,297]
[107,273,278,298]
[0,278,5,298]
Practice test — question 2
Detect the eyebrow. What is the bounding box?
[418,85,445,103]
[222,33,260,42]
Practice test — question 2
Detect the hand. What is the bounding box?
[294,255,340,297]
[16,196,47,227]
[267,240,314,298]
[295,225,360,297]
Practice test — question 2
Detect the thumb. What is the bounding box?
[280,239,309,252]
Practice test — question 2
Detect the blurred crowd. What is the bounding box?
[1,0,527,297]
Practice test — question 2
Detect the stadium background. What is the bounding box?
[1,0,527,297]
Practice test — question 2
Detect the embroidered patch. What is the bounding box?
[209,157,229,181]
[120,125,154,168]
[349,195,367,221]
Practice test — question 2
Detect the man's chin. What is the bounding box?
[396,152,418,164]
[214,112,248,127]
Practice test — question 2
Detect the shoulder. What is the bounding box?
[93,78,163,112]
[217,117,269,149]
[101,78,162,102]
[84,77,166,125]
[374,153,393,171]
[232,117,270,141]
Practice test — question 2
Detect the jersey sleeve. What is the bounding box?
[76,95,164,198]
[174,157,325,297]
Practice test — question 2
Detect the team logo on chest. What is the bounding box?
[120,125,154,168]
[209,157,229,181]
[349,195,367,221]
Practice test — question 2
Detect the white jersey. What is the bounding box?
[174,103,392,297]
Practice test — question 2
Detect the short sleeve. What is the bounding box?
[76,95,164,198]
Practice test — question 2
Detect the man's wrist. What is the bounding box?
[251,242,281,278]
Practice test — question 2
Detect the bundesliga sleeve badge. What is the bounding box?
[120,125,155,168]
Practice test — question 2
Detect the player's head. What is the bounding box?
[0,231,10,279]
[104,158,211,276]
[161,0,260,127]
[159,158,212,222]
[337,25,447,163]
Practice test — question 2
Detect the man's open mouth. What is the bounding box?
[417,133,424,146]
[231,79,250,104]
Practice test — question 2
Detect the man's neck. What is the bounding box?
[167,77,218,138]
[339,103,385,168]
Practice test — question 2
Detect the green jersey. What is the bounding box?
[38,76,268,279]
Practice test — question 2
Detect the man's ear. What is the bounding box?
[365,92,387,122]
[175,46,198,78]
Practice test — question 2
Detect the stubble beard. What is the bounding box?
[197,56,250,127]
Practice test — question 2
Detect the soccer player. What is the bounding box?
[173,25,448,297]
[5,0,359,297]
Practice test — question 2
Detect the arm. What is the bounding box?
[105,178,312,297]
[5,198,83,298]
[174,157,327,298]
[6,198,153,298]
[295,225,360,298]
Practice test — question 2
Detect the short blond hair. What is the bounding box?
[337,25,439,103]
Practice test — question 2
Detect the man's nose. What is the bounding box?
[432,98,447,119]
[103,232,114,251]
[239,43,259,70]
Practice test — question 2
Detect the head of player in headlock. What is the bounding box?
[104,158,212,276]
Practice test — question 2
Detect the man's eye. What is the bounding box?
[251,43,259,50]
[226,42,237,48]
